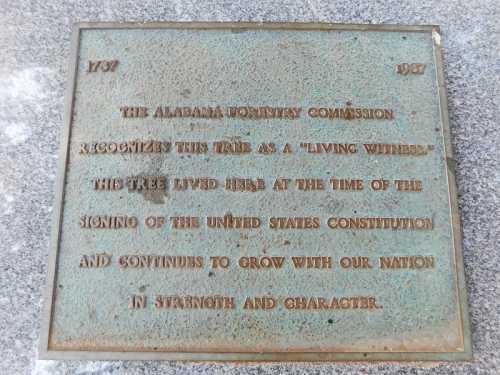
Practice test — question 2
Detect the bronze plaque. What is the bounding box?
[40,22,471,361]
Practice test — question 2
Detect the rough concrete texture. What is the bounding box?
[0,1,498,374]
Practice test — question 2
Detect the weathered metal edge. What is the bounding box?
[39,22,471,362]
[72,21,438,32]
[431,28,473,360]
[39,25,81,360]
[40,350,472,361]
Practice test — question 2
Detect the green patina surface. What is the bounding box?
[42,23,471,361]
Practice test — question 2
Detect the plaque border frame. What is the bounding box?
[39,22,472,361]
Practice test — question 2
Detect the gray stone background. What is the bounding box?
[0,0,498,374]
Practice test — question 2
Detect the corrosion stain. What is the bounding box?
[140,189,168,204]
[180,88,191,98]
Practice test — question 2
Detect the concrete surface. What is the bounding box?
[0,1,498,374]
